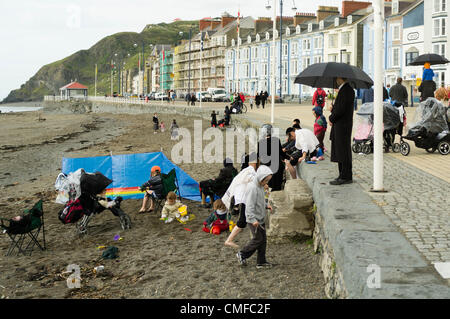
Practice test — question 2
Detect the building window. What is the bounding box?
[341,32,351,46]
[303,39,311,51]
[291,42,298,56]
[283,61,288,75]
[328,54,338,62]
[433,43,446,56]
[433,18,446,37]
[302,57,311,69]
[405,51,419,66]
[291,60,298,74]
[314,37,322,49]
[392,47,400,67]
[392,25,401,41]
[434,0,447,13]
[314,56,322,64]
[392,0,399,14]
[434,70,446,87]
[283,43,288,56]
[328,34,337,48]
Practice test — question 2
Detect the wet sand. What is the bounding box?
[0,110,326,299]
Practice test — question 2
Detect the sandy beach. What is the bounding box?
[0,108,326,299]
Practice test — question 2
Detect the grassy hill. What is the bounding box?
[2,20,199,103]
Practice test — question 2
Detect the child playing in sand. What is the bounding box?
[160,121,166,133]
[202,199,229,234]
[160,191,184,223]
[211,111,217,127]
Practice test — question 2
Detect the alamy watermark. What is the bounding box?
[367,264,381,289]
[170,121,282,172]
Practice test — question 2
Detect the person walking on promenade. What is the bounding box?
[255,92,261,108]
[261,91,267,109]
[329,77,354,185]
[236,165,273,268]
[312,87,326,108]
[389,78,409,107]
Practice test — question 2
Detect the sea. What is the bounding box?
[0,106,43,113]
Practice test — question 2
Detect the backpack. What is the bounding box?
[58,199,84,224]
[316,92,325,106]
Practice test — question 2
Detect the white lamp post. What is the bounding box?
[373,0,385,192]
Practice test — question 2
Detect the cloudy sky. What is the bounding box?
[0,0,342,101]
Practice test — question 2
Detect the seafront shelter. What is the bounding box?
[59,81,88,100]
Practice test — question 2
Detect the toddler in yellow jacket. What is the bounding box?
[161,191,184,223]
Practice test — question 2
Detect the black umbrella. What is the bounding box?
[408,53,450,66]
[294,62,374,89]
[80,170,113,195]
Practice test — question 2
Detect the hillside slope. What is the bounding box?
[3,21,198,103]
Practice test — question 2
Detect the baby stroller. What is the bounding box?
[55,169,132,236]
[401,98,450,156]
[352,102,407,154]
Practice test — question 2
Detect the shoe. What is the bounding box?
[256,262,273,269]
[330,178,353,185]
[318,156,325,161]
[236,252,247,266]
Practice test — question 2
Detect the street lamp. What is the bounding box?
[265,0,297,122]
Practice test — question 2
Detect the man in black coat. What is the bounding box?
[329,77,355,185]
[389,77,409,106]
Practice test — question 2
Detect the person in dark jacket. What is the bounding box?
[211,110,217,127]
[261,91,268,109]
[139,166,164,213]
[200,158,238,208]
[389,78,409,106]
[329,78,355,185]
[418,80,437,102]
[255,92,261,108]
[361,85,389,104]
[153,113,159,133]
[257,124,289,191]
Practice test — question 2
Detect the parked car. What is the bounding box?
[208,88,229,102]
[196,91,212,102]
[155,93,169,101]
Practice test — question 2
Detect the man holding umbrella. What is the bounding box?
[295,62,373,185]
[329,77,355,185]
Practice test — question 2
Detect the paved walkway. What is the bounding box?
[238,103,450,267]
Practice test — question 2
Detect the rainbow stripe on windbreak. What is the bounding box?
[105,187,145,200]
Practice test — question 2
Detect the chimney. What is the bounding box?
[221,16,237,28]
[342,1,372,17]
[211,19,221,30]
[255,18,273,33]
[294,13,316,26]
[276,16,294,28]
[199,19,211,31]
[316,6,340,23]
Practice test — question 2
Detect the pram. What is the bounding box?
[352,102,407,154]
[402,98,450,156]
[55,169,132,236]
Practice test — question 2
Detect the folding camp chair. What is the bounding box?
[0,200,46,256]
[154,169,181,213]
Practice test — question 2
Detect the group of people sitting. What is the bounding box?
[136,116,327,268]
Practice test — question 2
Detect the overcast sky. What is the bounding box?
[0,0,342,101]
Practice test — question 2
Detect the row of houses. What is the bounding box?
[133,0,448,101]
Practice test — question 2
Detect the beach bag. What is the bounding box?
[58,199,84,224]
